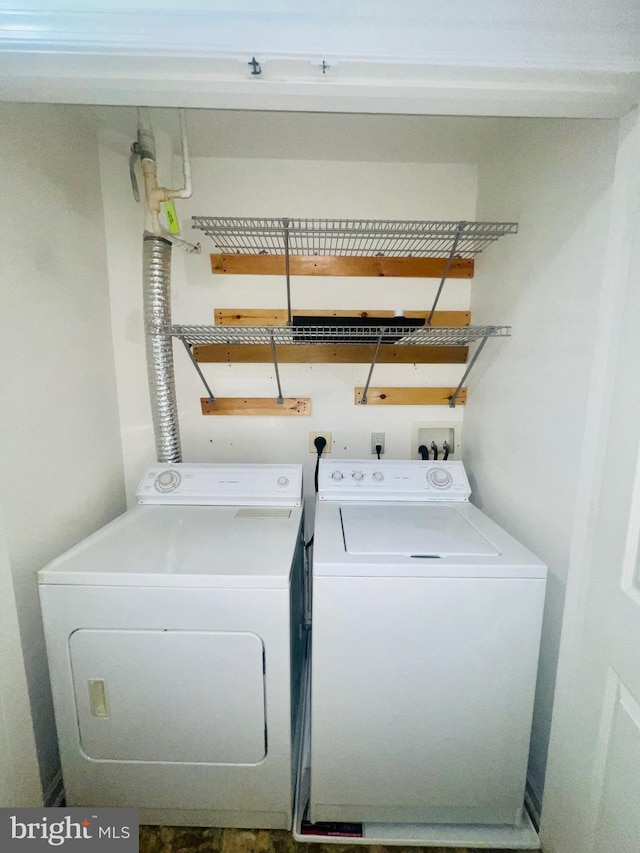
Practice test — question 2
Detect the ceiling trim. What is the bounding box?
[1,6,640,72]
[0,53,638,119]
[1,5,639,118]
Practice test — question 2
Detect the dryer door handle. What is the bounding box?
[88,679,110,718]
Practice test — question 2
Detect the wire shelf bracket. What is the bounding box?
[427,220,466,326]
[360,334,383,405]
[179,336,215,404]
[179,332,289,407]
[270,330,285,405]
[283,218,292,325]
[448,336,490,408]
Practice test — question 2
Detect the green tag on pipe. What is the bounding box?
[163,201,180,235]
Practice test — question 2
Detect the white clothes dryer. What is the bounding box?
[309,459,546,829]
[39,463,305,829]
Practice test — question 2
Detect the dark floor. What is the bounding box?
[138,826,520,853]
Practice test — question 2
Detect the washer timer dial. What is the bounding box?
[427,467,453,489]
[154,469,182,493]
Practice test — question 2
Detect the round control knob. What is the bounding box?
[352,471,364,482]
[331,471,344,481]
[373,472,384,482]
[427,467,453,489]
[154,469,181,493]
[277,476,289,487]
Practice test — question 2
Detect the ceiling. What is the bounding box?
[86,106,592,164]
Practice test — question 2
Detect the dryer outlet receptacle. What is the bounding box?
[309,432,332,454]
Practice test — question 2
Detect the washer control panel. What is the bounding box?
[318,459,470,501]
[137,463,303,506]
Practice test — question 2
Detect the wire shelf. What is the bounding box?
[191,218,518,258]
[165,324,511,347]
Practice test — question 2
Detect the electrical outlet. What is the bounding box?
[309,432,332,453]
[411,422,462,459]
[371,432,385,455]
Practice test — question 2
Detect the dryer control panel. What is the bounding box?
[318,459,470,502]
[137,463,303,506]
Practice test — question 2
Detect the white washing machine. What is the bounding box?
[309,459,547,829]
[39,463,305,829]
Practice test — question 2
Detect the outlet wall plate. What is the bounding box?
[411,421,462,459]
[309,432,332,453]
[371,432,385,454]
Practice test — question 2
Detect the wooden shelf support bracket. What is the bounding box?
[353,387,467,406]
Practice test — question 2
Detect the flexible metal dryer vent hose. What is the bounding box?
[143,233,182,463]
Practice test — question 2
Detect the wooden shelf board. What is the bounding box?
[215,309,470,327]
[194,344,468,364]
[201,397,311,416]
[354,387,467,406]
[210,254,473,278]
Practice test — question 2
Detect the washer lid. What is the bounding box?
[341,504,500,557]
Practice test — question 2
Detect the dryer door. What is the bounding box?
[69,629,266,764]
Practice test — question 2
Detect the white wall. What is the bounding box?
[99,134,476,522]
[0,103,126,801]
[0,508,41,807]
[463,118,619,811]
